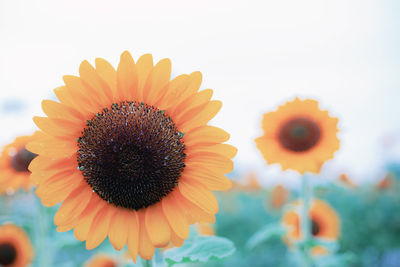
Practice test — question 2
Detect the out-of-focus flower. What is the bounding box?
[255,98,340,174]
[338,173,356,188]
[84,254,118,267]
[282,199,340,243]
[0,223,34,267]
[27,51,236,262]
[0,133,39,195]
[377,174,393,189]
[196,223,215,236]
[269,184,289,209]
[233,172,260,191]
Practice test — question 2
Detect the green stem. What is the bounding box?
[141,258,155,267]
[300,175,312,267]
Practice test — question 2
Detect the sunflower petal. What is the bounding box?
[178,180,218,214]
[86,206,115,249]
[117,51,138,101]
[138,211,155,260]
[109,209,131,251]
[127,210,140,263]
[162,193,189,239]
[145,203,171,247]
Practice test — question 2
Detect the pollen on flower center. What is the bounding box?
[10,147,37,172]
[77,101,186,210]
[0,242,17,266]
[278,117,321,152]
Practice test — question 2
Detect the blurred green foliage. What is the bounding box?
[1,162,400,266]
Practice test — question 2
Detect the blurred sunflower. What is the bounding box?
[255,98,340,174]
[269,184,289,209]
[377,174,392,189]
[338,173,356,188]
[282,199,340,242]
[0,133,39,194]
[0,223,34,267]
[85,254,117,267]
[196,223,215,236]
[27,51,236,261]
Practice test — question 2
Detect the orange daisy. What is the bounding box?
[0,133,39,194]
[282,199,340,242]
[0,223,34,267]
[255,98,340,174]
[27,51,236,262]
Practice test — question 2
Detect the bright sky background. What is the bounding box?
[1,0,399,186]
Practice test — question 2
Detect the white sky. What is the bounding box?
[0,0,399,186]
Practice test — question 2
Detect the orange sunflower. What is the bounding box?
[85,254,118,267]
[282,199,340,244]
[27,51,236,262]
[269,184,289,209]
[255,98,340,174]
[0,133,39,194]
[0,224,34,267]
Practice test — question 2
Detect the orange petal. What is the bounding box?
[86,205,116,249]
[54,184,92,226]
[109,209,131,251]
[127,210,140,263]
[135,54,153,102]
[183,126,230,147]
[170,230,185,247]
[33,116,80,138]
[186,144,237,159]
[185,153,233,174]
[95,58,118,102]
[181,168,232,191]
[145,203,171,247]
[174,90,213,125]
[159,74,190,111]
[143,58,171,105]
[73,196,106,241]
[178,179,218,214]
[180,101,222,132]
[117,51,138,101]
[79,60,113,108]
[26,137,77,158]
[162,194,189,239]
[42,100,84,122]
[138,210,155,260]
[174,190,216,224]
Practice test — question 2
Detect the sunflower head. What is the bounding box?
[28,51,236,262]
[255,98,340,174]
[0,224,34,267]
[0,133,40,195]
[282,199,340,242]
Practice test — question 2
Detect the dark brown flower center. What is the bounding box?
[278,117,321,152]
[77,101,186,210]
[10,147,37,172]
[311,219,320,236]
[0,242,17,266]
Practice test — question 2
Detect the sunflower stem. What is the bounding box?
[141,257,155,267]
[300,174,312,267]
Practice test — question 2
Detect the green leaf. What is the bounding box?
[164,236,236,266]
[246,223,287,250]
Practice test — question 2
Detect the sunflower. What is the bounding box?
[282,199,340,242]
[338,173,356,188]
[269,184,289,209]
[85,254,118,267]
[255,98,340,174]
[0,224,34,267]
[27,51,236,262]
[0,133,39,195]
